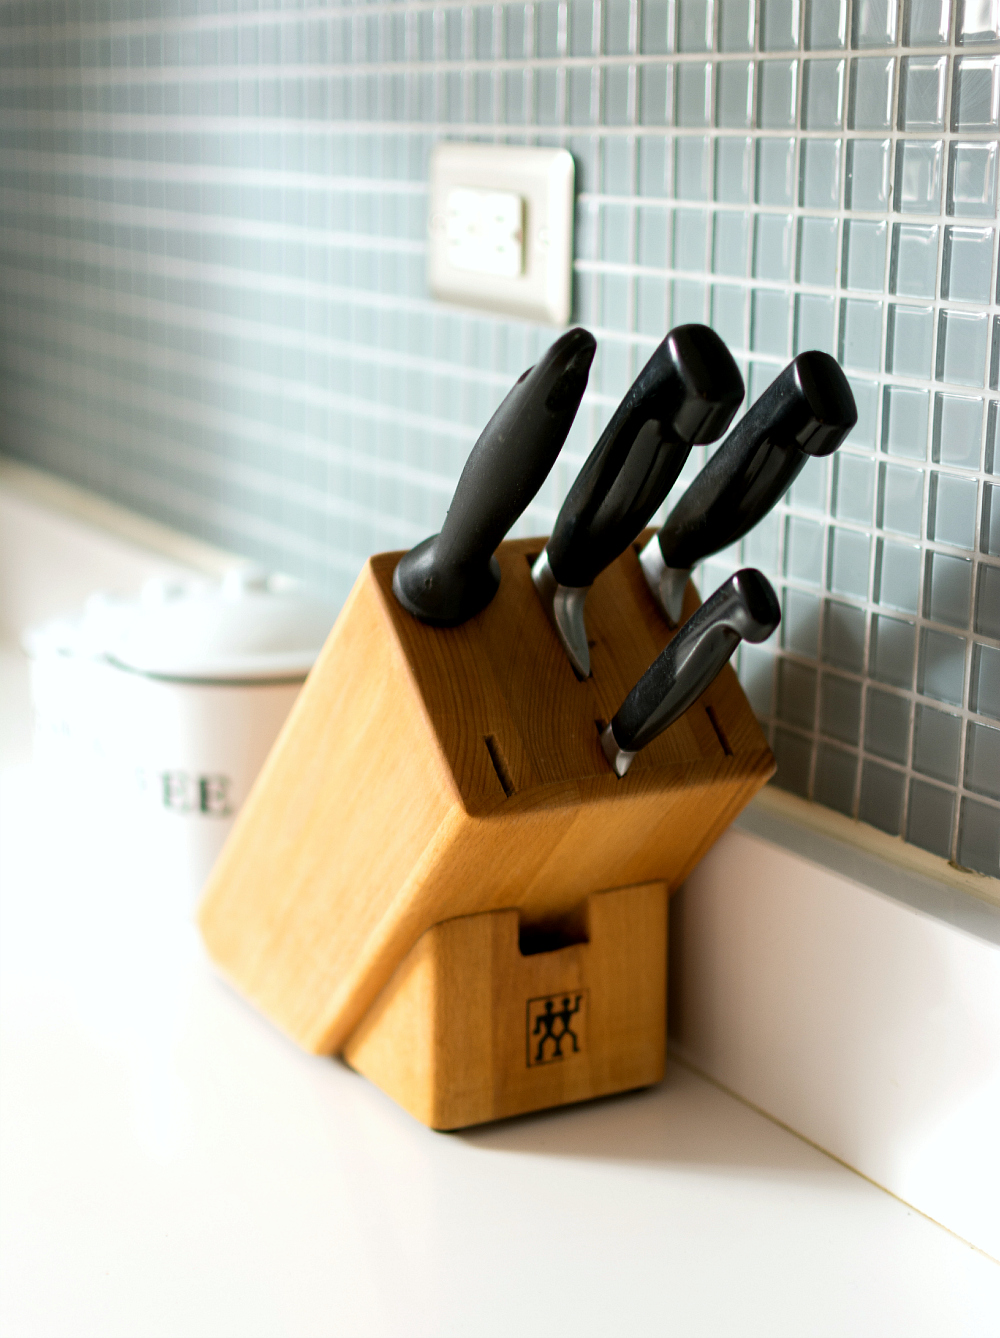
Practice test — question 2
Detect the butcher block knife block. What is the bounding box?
[198,535,775,1128]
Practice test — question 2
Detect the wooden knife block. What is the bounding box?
[198,536,774,1129]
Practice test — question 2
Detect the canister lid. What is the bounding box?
[101,569,337,682]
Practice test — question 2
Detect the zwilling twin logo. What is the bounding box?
[526,991,587,1067]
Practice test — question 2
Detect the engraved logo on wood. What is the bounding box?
[526,991,587,1067]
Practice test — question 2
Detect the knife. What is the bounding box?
[531,325,744,678]
[600,568,781,778]
[638,350,858,626]
[393,327,596,626]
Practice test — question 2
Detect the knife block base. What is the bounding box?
[343,882,667,1130]
[198,535,774,1068]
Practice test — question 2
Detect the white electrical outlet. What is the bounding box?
[427,143,575,327]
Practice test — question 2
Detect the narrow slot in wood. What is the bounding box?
[706,704,733,757]
[484,734,515,797]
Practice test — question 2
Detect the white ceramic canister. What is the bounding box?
[94,569,337,905]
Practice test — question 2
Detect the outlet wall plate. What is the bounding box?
[427,143,575,327]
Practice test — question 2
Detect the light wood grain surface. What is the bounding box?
[198,536,774,1056]
[344,882,668,1129]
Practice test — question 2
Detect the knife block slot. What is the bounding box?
[484,734,515,797]
[198,533,774,1127]
[706,705,733,757]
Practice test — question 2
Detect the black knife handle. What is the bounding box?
[611,569,780,755]
[653,350,857,575]
[545,325,744,589]
[393,327,596,626]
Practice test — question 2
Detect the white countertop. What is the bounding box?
[1,644,998,1337]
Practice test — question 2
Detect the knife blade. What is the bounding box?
[531,325,744,678]
[601,568,780,778]
[639,350,858,626]
[393,327,596,626]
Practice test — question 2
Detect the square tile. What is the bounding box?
[773,726,814,796]
[798,216,839,286]
[865,686,912,763]
[677,0,713,52]
[820,672,863,744]
[918,626,967,704]
[912,703,962,783]
[957,797,1000,877]
[639,136,671,195]
[756,137,797,205]
[983,482,1000,556]
[762,0,801,49]
[778,660,818,729]
[972,642,1000,719]
[673,207,709,270]
[825,600,868,672]
[899,55,947,130]
[975,564,1000,639]
[800,138,842,208]
[895,139,944,215]
[711,283,747,348]
[786,515,826,583]
[782,587,823,658]
[759,59,799,129]
[966,721,1000,799]
[813,743,858,815]
[906,777,955,858]
[937,310,989,388]
[905,0,951,44]
[829,526,872,597]
[637,275,669,335]
[951,54,1000,131]
[641,0,674,54]
[879,462,924,537]
[677,61,712,126]
[672,277,708,323]
[840,298,884,372]
[925,551,973,627]
[714,211,750,275]
[752,288,791,356]
[835,454,876,524]
[753,214,793,281]
[846,138,891,210]
[942,226,994,303]
[795,293,837,355]
[889,224,939,299]
[640,64,672,125]
[852,0,898,46]
[859,759,906,834]
[806,0,848,49]
[637,206,670,267]
[720,0,756,50]
[849,57,894,130]
[876,537,921,613]
[844,219,887,292]
[716,61,754,127]
[870,613,916,687]
[739,643,775,716]
[715,137,753,202]
[803,59,846,128]
[603,65,631,124]
[948,141,999,217]
[887,304,934,378]
[930,473,978,549]
[882,386,930,458]
[675,136,712,199]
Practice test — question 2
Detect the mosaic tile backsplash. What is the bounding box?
[0,0,998,874]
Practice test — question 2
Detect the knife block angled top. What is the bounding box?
[198,535,774,1126]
